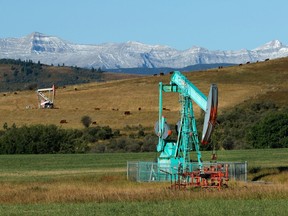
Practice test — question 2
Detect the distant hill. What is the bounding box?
[0,58,235,92]
[0,58,139,92]
[109,63,236,75]
[0,56,287,132]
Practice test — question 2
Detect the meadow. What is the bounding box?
[0,149,287,215]
[0,57,287,132]
[0,58,287,215]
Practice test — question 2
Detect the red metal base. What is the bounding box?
[170,164,229,190]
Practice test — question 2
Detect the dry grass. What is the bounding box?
[1,57,287,131]
[0,150,287,205]
[0,173,287,204]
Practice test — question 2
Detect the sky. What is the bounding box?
[0,0,287,51]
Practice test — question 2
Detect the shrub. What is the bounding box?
[141,134,157,152]
[81,116,92,128]
[0,125,88,154]
[126,142,141,152]
[210,101,284,150]
[246,111,288,148]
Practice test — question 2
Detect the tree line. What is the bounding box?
[0,124,112,154]
[0,58,105,92]
[0,102,287,154]
[210,101,288,150]
[0,119,157,154]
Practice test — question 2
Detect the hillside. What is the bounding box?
[0,57,287,132]
[0,59,140,92]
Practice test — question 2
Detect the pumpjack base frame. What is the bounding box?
[126,161,248,186]
[170,164,229,190]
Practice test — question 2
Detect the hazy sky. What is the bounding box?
[0,0,287,50]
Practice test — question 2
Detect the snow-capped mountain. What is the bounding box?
[0,32,287,69]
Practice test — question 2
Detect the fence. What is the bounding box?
[127,161,247,182]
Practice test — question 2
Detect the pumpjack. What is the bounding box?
[36,85,55,109]
[155,71,228,189]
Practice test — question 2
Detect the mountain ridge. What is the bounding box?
[1,32,288,70]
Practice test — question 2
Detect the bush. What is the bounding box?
[0,124,88,154]
[0,123,117,154]
[246,110,288,148]
[82,126,114,142]
[210,101,283,150]
[141,134,157,152]
[126,142,141,152]
[92,143,106,153]
[81,116,92,128]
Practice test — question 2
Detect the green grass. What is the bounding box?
[0,149,287,215]
[0,153,155,172]
[205,148,288,168]
[0,148,287,174]
[0,152,155,182]
[1,199,287,216]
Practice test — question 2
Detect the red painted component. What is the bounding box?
[170,164,229,190]
[201,84,218,145]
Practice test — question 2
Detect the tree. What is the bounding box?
[0,124,88,154]
[246,111,288,148]
[81,115,92,128]
[3,122,8,130]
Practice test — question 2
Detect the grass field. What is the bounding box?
[0,149,287,215]
[0,58,288,215]
[0,57,287,131]
[1,200,287,216]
